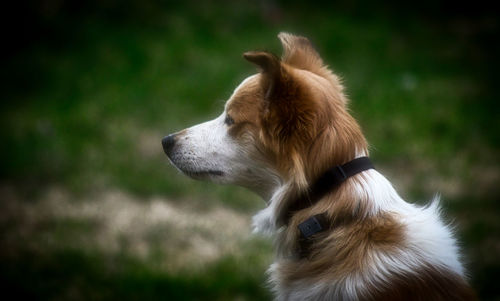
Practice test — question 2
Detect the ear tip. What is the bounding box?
[242,51,258,63]
[278,32,312,46]
[242,51,254,59]
[277,32,291,39]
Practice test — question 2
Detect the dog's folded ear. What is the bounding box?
[243,51,281,76]
[243,51,284,100]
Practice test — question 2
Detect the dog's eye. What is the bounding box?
[224,115,235,126]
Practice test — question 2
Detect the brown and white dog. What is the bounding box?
[162,33,475,300]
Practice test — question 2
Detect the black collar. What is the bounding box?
[283,157,374,238]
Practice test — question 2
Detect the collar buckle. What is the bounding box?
[298,215,325,238]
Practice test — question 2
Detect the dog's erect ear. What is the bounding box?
[278,32,324,74]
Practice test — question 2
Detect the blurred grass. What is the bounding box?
[1,0,499,300]
[0,249,271,301]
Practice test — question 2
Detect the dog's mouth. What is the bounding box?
[184,169,224,179]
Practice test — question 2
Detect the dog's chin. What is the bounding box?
[166,157,222,181]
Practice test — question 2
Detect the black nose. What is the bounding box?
[162,134,176,156]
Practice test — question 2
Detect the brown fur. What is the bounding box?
[240,35,368,220]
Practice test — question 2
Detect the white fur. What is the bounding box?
[167,76,280,198]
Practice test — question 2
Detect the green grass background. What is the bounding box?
[1,1,499,300]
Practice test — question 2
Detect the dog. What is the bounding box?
[162,33,475,300]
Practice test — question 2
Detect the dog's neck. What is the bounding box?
[252,152,387,237]
[276,167,407,259]
[280,156,374,227]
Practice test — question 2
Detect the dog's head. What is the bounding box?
[163,33,367,199]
